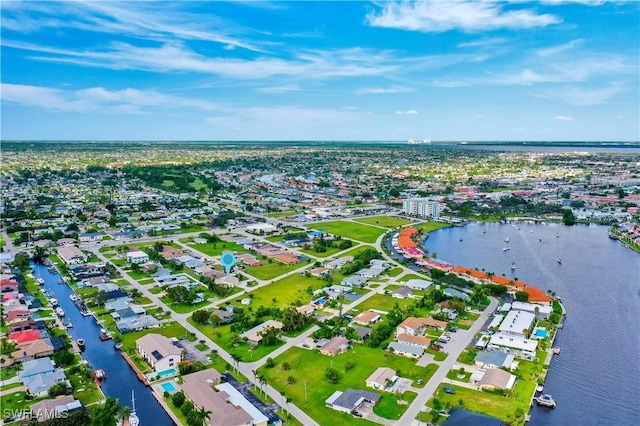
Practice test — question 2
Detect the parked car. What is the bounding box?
[444,386,456,395]
[449,327,458,333]
[353,412,363,418]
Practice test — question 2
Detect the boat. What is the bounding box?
[557,257,562,264]
[504,237,509,242]
[536,385,544,392]
[70,294,78,302]
[64,320,73,329]
[535,394,556,408]
[76,338,85,349]
[483,228,487,233]
[530,230,533,233]
[36,277,45,285]
[114,342,123,350]
[80,309,92,317]
[99,328,112,341]
[49,298,59,307]
[129,390,140,426]
[459,238,463,242]
[55,307,65,317]
[408,138,431,144]
[552,347,561,354]
[555,233,560,238]
[93,369,107,386]
[502,247,510,252]
[511,262,516,270]
[57,278,66,284]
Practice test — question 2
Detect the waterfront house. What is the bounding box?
[498,310,535,339]
[320,336,349,356]
[136,333,183,373]
[523,286,553,306]
[511,301,552,320]
[24,369,68,397]
[470,368,516,391]
[443,288,471,301]
[474,351,515,370]
[443,408,508,425]
[10,339,55,364]
[30,396,83,421]
[488,333,538,360]
[365,367,397,391]
[56,246,87,265]
[325,388,380,414]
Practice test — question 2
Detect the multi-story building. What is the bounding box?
[403,198,443,218]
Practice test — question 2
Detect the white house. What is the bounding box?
[245,223,277,234]
[56,246,87,265]
[126,250,149,264]
[488,333,538,360]
[498,310,536,339]
[136,333,183,373]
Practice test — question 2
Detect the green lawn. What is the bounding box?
[0,382,22,392]
[267,210,298,218]
[429,384,529,425]
[184,240,248,257]
[399,273,431,282]
[187,319,286,363]
[160,297,212,313]
[415,222,450,233]
[245,261,309,280]
[373,391,417,420]
[118,321,192,353]
[0,392,46,418]
[311,221,386,243]
[387,268,403,277]
[351,294,404,314]
[354,216,413,228]
[259,346,438,426]
[239,273,329,309]
[300,245,344,258]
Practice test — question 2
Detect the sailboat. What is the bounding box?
[129,390,140,426]
[557,257,562,264]
[511,261,516,270]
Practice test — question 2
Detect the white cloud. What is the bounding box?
[0,83,218,112]
[535,39,584,57]
[554,115,573,121]
[395,109,419,115]
[367,1,561,33]
[355,86,413,94]
[535,84,624,105]
[457,37,507,48]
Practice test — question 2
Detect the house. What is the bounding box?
[24,369,69,397]
[397,334,432,349]
[387,341,424,358]
[474,351,515,370]
[523,286,553,306]
[211,310,236,324]
[10,339,55,364]
[240,320,284,346]
[246,223,278,234]
[273,253,300,265]
[391,286,413,299]
[237,253,261,267]
[9,330,42,344]
[116,315,161,333]
[442,408,508,426]
[325,388,381,414]
[355,267,384,279]
[19,357,55,379]
[78,232,103,242]
[215,275,240,288]
[320,336,349,356]
[353,311,381,326]
[0,279,19,293]
[309,267,330,277]
[341,275,368,287]
[488,333,538,359]
[351,326,372,341]
[4,310,30,324]
[181,370,267,426]
[30,396,84,421]
[510,301,552,320]
[471,368,517,391]
[136,333,183,373]
[325,256,354,269]
[307,230,326,240]
[404,278,432,292]
[56,246,87,265]
[296,304,315,316]
[126,250,150,264]
[498,310,535,339]
[365,367,397,391]
[397,317,446,336]
[444,288,471,301]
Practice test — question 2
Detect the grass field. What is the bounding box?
[245,261,309,280]
[415,222,450,233]
[311,221,386,243]
[300,245,344,258]
[238,273,329,309]
[351,294,403,314]
[428,384,530,425]
[387,268,403,277]
[181,239,247,257]
[259,346,438,425]
[354,216,413,228]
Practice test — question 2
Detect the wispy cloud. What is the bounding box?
[367,1,561,33]
[535,39,584,56]
[355,86,413,94]
[1,83,218,113]
[395,109,419,115]
[457,37,507,48]
[535,84,624,105]
[554,115,573,121]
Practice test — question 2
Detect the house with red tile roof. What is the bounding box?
[9,330,42,344]
[523,286,553,306]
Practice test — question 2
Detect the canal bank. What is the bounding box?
[35,263,176,426]
[421,221,640,426]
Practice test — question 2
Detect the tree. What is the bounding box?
[91,397,120,426]
[287,375,296,385]
[561,208,576,225]
[515,291,529,302]
[95,290,108,306]
[47,382,71,398]
[117,405,132,424]
[172,391,186,408]
[258,326,281,346]
[31,246,49,264]
[230,353,242,372]
[52,349,74,367]
[192,309,211,325]
[265,357,275,368]
[325,367,340,384]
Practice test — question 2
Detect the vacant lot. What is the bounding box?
[240,273,329,309]
[354,216,413,228]
[180,238,247,257]
[260,346,438,425]
[311,221,386,243]
[245,261,309,280]
[351,294,402,314]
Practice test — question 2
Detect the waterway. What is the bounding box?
[34,263,176,426]
[422,222,640,425]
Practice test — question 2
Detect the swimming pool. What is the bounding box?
[157,368,177,378]
[534,329,548,338]
[161,382,177,393]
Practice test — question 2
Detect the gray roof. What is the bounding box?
[388,341,424,356]
[444,288,471,301]
[331,388,381,410]
[341,275,368,287]
[116,315,160,332]
[19,357,55,379]
[24,370,67,395]
[475,351,514,368]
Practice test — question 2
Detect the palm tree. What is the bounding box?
[230,353,242,373]
[117,405,131,424]
[196,406,212,426]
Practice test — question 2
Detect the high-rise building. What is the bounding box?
[403,198,442,218]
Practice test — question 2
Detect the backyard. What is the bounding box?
[259,345,438,425]
[311,221,386,243]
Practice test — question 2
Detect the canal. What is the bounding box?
[422,222,640,425]
[35,263,176,426]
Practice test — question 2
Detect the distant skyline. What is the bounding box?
[1,1,638,141]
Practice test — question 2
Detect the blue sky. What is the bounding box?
[1,0,638,141]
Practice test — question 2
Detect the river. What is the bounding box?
[35,263,175,426]
[421,222,640,425]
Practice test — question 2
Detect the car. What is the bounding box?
[417,379,423,385]
[302,344,310,348]
[436,344,444,349]
[449,327,458,333]
[444,386,456,395]
[353,412,363,418]
[205,357,212,363]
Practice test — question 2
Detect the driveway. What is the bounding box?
[222,373,282,424]
[177,338,209,364]
[358,401,395,426]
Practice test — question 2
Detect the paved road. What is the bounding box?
[398,297,499,425]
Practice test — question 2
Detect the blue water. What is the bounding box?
[534,329,548,338]
[157,368,177,378]
[35,264,176,425]
[422,222,640,425]
[160,382,176,393]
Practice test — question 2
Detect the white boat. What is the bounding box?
[557,257,562,264]
[65,320,73,329]
[70,295,79,302]
[55,307,65,317]
[555,233,560,238]
[36,277,45,285]
[408,138,431,144]
[76,338,85,349]
[530,230,533,233]
[502,247,510,251]
[504,237,510,242]
[511,262,516,270]
[535,394,556,408]
[49,298,59,307]
[129,390,140,426]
